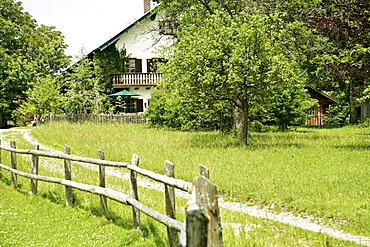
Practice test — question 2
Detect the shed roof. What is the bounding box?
[305,84,340,104]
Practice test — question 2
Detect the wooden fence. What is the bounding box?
[0,140,222,247]
[44,113,149,124]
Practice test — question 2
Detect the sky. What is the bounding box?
[20,0,144,59]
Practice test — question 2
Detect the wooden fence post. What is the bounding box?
[186,209,209,247]
[30,144,39,195]
[64,144,73,206]
[130,153,140,228]
[193,176,223,247]
[199,165,209,179]
[10,142,17,189]
[164,160,178,247]
[98,149,107,216]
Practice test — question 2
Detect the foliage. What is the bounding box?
[92,44,124,95]
[0,0,70,125]
[146,90,234,131]
[322,103,348,125]
[15,75,63,120]
[263,84,315,130]
[93,44,129,113]
[357,118,370,128]
[62,51,101,114]
[160,11,313,144]
[304,0,370,123]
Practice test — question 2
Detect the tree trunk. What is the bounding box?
[349,83,357,124]
[233,98,249,145]
[0,114,6,128]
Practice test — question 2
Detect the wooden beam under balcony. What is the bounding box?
[112,73,162,88]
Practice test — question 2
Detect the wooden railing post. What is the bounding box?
[199,165,209,179]
[64,144,73,206]
[164,160,178,246]
[193,176,223,247]
[30,144,39,195]
[130,153,140,228]
[186,209,209,247]
[98,149,107,216]
[10,141,17,189]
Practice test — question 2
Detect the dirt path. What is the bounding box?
[1,129,369,246]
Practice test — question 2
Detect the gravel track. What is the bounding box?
[1,128,369,246]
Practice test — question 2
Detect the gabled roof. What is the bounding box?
[305,84,340,104]
[96,10,157,52]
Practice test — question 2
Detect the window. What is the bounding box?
[122,58,142,73]
[114,98,144,113]
[126,98,143,113]
[308,107,316,116]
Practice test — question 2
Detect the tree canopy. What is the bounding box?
[0,0,70,126]
[150,10,313,144]
[304,0,370,123]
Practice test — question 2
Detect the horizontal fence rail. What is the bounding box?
[0,162,184,231]
[44,113,149,124]
[0,140,222,247]
[0,145,193,193]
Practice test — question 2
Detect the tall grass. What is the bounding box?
[30,122,370,237]
[0,127,367,246]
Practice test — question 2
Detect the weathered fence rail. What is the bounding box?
[44,113,149,124]
[0,140,222,247]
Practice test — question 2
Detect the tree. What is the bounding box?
[146,89,234,131]
[304,0,370,123]
[15,75,63,121]
[161,11,312,144]
[0,0,70,126]
[62,51,101,114]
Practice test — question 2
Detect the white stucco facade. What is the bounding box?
[109,10,172,112]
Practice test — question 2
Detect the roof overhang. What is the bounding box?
[305,84,340,104]
[96,10,157,52]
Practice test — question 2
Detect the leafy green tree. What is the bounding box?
[0,0,35,126]
[146,90,233,131]
[304,0,370,123]
[0,0,70,126]
[62,51,100,114]
[160,11,312,144]
[18,75,63,116]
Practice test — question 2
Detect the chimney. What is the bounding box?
[144,0,151,13]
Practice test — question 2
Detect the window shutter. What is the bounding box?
[135,59,142,72]
[147,59,153,73]
[137,99,144,112]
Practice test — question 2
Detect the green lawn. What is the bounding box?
[0,182,164,246]
[0,122,369,246]
[30,122,370,237]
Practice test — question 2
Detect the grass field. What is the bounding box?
[1,122,369,246]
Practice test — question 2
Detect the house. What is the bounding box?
[91,0,339,125]
[90,0,171,113]
[304,84,340,125]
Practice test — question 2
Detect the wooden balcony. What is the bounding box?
[112,73,162,88]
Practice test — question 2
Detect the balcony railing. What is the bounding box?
[112,73,162,87]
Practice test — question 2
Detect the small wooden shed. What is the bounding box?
[305,84,340,125]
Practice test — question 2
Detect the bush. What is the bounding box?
[145,90,234,132]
